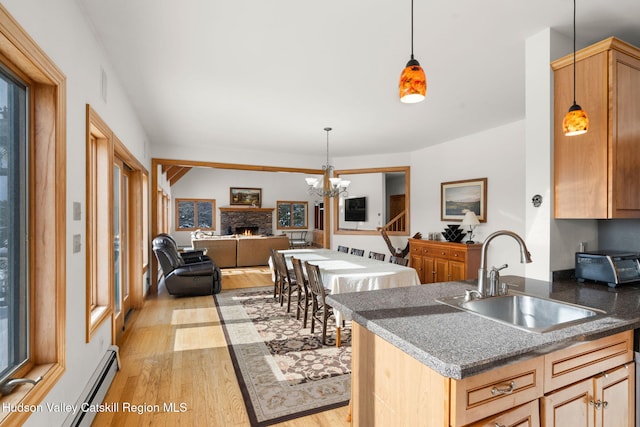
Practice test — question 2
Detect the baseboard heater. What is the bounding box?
[63,345,120,427]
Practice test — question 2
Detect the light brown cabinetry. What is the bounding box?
[541,330,635,427]
[468,400,540,427]
[552,37,640,218]
[541,363,634,427]
[409,239,481,284]
[351,322,634,427]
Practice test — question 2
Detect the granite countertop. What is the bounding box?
[327,275,640,380]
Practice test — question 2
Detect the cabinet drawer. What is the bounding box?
[410,245,422,255]
[449,249,466,262]
[434,247,450,258]
[467,399,540,427]
[450,356,544,427]
[543,330,633,393]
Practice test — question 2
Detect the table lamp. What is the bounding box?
[460,209,480,244]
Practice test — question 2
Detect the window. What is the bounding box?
[176,199,216,231]
[86,107,113,342]
[277,201,308,229]
[0,66,28,382]
[0,7,66,424]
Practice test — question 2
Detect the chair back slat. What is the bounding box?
[389,255,409,266]
[350,248,365,256]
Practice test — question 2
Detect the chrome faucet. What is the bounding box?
[477,230,532,298]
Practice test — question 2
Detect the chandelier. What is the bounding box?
[305,127,350,198]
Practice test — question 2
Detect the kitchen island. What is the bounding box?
[328,276,640,426]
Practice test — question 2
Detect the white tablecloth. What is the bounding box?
[278,248,421,324]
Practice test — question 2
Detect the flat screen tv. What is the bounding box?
[345,196,366,222]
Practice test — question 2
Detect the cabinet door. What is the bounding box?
[434,258,449,282]
[541,378,594,427]
[611,50,640,217]
[423,256,436,284]
[410,254,424,283]
[553,51,608,218]
[468,400,540,427]
[595,363,634,427]
[448,260,466,281]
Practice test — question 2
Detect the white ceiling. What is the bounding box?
[77,0,640,158]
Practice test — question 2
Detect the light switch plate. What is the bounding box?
[73,234,81,253]
[73,202,81,221]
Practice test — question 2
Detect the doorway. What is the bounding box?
[113,157,132,342]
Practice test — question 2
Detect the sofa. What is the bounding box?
[192,235,289,268]
[192,237,237,268]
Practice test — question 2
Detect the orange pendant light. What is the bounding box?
[563,0,588,136]
[399,0,426,103]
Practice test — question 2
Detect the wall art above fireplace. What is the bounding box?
[230,187,262,207]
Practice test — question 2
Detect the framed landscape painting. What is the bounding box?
[441,178,487,222]
[230,187,262,207]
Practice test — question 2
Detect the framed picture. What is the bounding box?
[230,187,262,207]
[441,178,487,222]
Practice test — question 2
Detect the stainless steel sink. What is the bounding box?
[436,292,606,333]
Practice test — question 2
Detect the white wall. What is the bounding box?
[524,28,598,280]
[170,168,318,246]
[410,121,528,276]
[2,1,150,426]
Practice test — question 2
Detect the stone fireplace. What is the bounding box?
[220,207,274,235]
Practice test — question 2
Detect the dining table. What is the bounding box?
[277,248,421,346]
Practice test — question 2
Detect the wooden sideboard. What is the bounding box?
[409,239,481,284]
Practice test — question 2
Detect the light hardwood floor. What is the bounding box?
[93,266,349,426]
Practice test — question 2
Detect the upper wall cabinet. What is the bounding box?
[552,37,640,219]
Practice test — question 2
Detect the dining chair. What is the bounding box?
[304,261,334,345]
[337,245,349,253]
[270,248,282,300]
[390,255,409,266]
[350,248,365,257]
[288,230,308,248]
[290,257,311,328]
[271,250,298,312]
[368,251,386,261]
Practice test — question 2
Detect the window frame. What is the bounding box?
[175,198,216,231]
[276,200,308,230]
[0,5,66,425]
[86,106,113,342]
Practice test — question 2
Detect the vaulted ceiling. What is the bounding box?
[78,0,640,158]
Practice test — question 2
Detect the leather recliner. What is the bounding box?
[156,233,210,263]
[152,235,221,296]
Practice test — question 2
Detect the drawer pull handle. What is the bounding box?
[495,424,506,427]
[491,381,515,395]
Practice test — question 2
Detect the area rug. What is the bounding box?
[214,286,351,426]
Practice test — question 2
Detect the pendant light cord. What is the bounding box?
[572,0,577,105]
[410,0,415,59]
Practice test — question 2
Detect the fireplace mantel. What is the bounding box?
[219,207,274,212]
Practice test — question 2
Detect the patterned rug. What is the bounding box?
[214,287,351,426]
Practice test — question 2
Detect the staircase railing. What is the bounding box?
[381,210,406,232]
